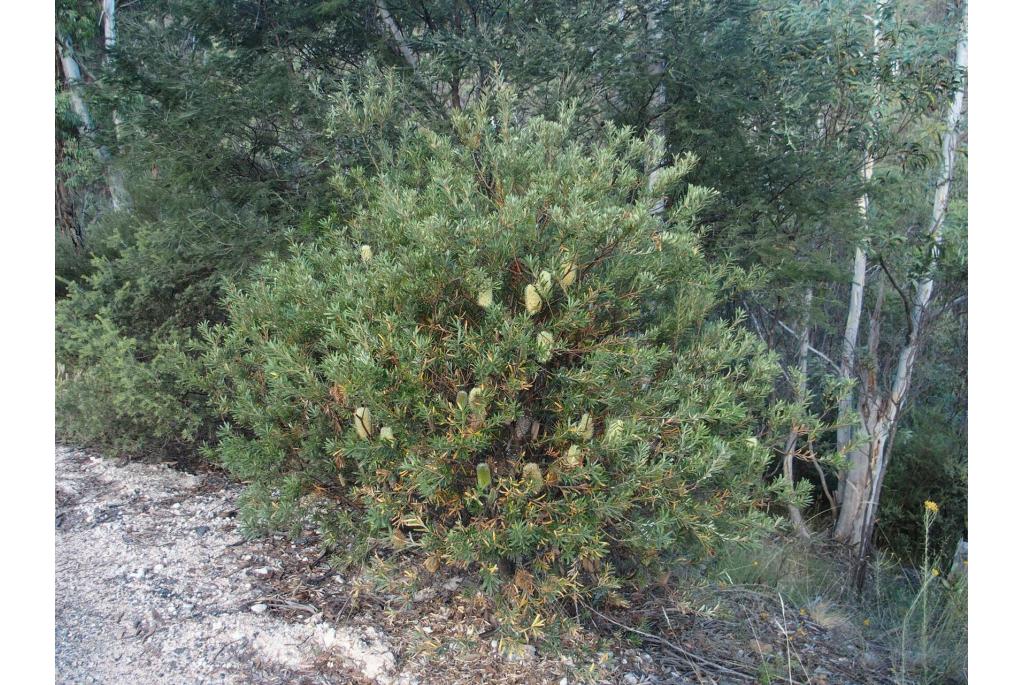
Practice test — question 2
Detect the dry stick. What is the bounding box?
[589,606,756,681]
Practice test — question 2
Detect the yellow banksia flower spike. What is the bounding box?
[525,284,542,315]
[354,407,373,440]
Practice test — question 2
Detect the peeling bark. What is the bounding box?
[834,7,967,548]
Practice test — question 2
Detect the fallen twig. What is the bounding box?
[589,605,757,682]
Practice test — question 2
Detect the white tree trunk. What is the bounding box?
[834,8,967,547]
[643,1,668,216]
[57,32,130,211]
[836,1,885,463]
[102,0,130,205]
[836,232,868,460]
[376,2,419,71]
[102,0,117,50]
[836,0,888,506]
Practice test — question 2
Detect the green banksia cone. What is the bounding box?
[354,407,374,440]
[575,413,594,441]
[476,463,492,490]
[477,285,494,308]
[564,445,582,468]
[523,463,544,494]
[359,244,373,262]
[379,426,396,446]
[525,284,542,315]
[456,390,469,410]
[536,331,554,362]
[559,259,577,288]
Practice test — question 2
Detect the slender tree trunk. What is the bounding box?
[784,287,813,538]
[375,2,463,112]
[836,238,868,461]
[56,32,130,211]
[101,0,131,210]
[836,0,886,472]
[834,7,967,547]
[102,0,125,138]
[102,0,117,49]
[376,2,419,71]
[643,1,668,216]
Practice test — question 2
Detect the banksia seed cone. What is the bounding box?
[536,331,554,362]
[514,415,532,441]
[359,244,373,262]
[476,463,492,490]
[523,463,544,494]
[354,407,373,440]
[379,426,396,446]
[576,413,594,441]
[525,284,542,315]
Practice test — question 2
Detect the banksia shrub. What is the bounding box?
[196,88,780,626]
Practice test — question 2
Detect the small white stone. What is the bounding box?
[250,603,268,614]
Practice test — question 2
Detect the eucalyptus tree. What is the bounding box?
[833,2,967,553]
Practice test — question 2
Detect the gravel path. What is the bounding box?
[55,445,403,685]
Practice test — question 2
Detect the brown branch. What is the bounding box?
[589,606,756,682]
[876,254,913,336]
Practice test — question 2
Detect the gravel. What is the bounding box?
[55,444,407,684]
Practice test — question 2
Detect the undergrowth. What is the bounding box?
[709,505,967,684]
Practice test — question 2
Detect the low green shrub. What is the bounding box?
[55,68,411,459]
[55,312,206,457]
[54,197,287,457]
[196,90,784,625]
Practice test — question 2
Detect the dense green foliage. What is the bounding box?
[55,0,966,650]
[194,94,786,619]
